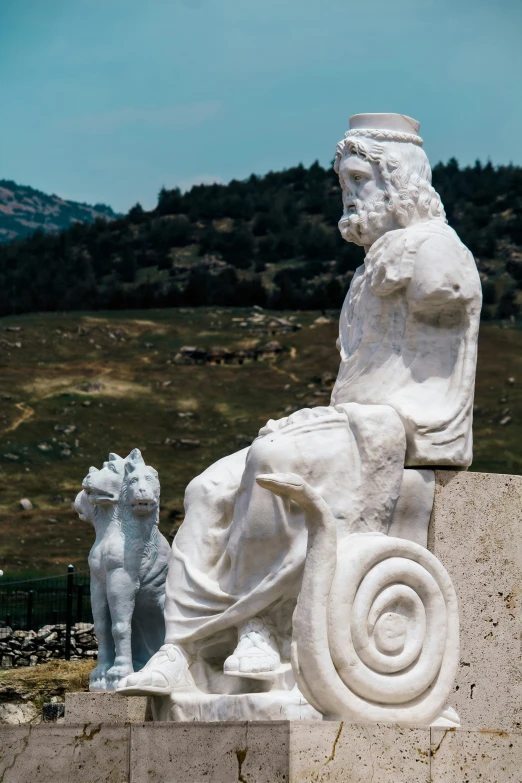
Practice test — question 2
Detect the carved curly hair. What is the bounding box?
[335,137,446,227]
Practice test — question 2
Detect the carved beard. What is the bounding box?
[338,191,397,248]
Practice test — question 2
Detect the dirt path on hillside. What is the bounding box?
[3,402,35,433]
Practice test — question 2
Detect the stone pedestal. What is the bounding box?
[64,692,152,723]
[430,470,522,731]
[151,689,321,722]
[1,723,521,782]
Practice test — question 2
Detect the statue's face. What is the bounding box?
[337,154,398,248]
[81,457,125,506]
[124,464,160,515]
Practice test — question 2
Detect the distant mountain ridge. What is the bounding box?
[0,179,120,242]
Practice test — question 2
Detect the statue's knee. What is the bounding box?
[185,463,232,506]
[112,620,131,642]
[248,434,291,474]
[185,473,214,505]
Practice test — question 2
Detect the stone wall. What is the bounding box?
[0,623,97,668]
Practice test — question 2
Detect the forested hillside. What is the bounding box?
[0,159,521,317]
[0,180,119,243]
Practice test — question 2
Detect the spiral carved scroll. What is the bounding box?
[255,472,459,727]
[293,532,460,725]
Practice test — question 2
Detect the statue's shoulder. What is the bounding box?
[407,221,482,306]
[405,220,468,255]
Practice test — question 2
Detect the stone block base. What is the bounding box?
[64,691,152,723]
[151,688,322,722]
[430,471,522,731]
[1,723,521,782]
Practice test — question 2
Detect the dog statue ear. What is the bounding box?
[126,448,144,464]
[109,453,123,462]
[124,460,136,475]
[88,466,99,474]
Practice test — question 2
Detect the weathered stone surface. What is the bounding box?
[430,471,522,730]
[130,722,289,783]
[65,692,151,723]
[0,724,129,782]
[0,725,31,778]
[0,700,39,725]
[2,722,521,782]
[430,728,522,782]
[290,722,430,782]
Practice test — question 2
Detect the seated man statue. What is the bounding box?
[118,114,482,703]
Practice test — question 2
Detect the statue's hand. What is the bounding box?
[256,472,331,519]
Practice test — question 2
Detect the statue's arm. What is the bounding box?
[406,235,480,314]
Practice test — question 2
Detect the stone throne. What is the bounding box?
[111,113,499,732]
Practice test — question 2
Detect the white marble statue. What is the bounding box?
[116,114,481,726]
[75,449,170,691]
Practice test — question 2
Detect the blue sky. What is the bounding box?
[0,0,521,213]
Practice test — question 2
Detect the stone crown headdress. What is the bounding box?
[344,113,423,147]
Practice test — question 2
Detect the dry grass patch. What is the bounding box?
[22,375,151,400]
[0,660,94,708]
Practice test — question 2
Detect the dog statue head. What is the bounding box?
[122,448,160,518]
[81,452,126,506]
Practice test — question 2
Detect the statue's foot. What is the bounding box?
[106,660,134,691]
[224,616,281,678]
[116,644,195,696]
[89,663,111,693]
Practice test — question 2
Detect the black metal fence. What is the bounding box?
[0,566,92,635]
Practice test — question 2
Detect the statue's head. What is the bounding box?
[81,452,126,506]
[334,114,446,248]
[122,448,160,517]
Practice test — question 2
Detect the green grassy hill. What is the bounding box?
[0,308,521,576]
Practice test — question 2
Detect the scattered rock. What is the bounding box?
[3,453,20,461]
[42,702,65,723]
[499,416,512,426]
[259,341,282,355]
[507,377,515,385]
[19,498,33,511]
[0,339,22,349]
[164,438,201,448]
[0,701,39,725]
[179,439,201,448]
[37,443,52,452]
[54,424,76,435]
[321,372,336,388]
[77,381,104,393]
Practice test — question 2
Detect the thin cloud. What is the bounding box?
[71,101,221,133]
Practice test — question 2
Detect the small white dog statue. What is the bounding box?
[75,448,170,691]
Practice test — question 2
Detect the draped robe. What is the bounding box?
[163,219,482,683]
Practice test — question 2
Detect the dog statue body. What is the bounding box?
[75,449,170,691]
